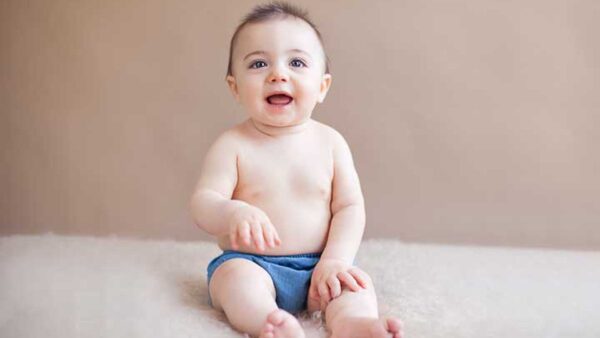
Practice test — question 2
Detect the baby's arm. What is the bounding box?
[309,130,370,308]
[189,131,280,250]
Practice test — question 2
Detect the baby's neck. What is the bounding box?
[249,119,312,137]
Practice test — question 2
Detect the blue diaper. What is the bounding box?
[207,250,321,314]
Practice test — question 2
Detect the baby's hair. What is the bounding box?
[226,1,330,77]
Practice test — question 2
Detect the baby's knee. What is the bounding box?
[214,259,252,279]
[211,259,274,292]
[213,260,267,287]
[209,259,276,308]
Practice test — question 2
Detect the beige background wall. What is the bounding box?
[1,0,599,249]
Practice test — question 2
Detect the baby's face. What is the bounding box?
[227,18,332,129]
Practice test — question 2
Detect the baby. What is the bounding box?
[190,2,402,338]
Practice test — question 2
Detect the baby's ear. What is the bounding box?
[226,75,240,102]
[318,73,332,103]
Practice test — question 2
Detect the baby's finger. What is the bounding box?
[250,221,265,251]
[261,222,275,248]
[265,219,281,246]
[229,225,239,249]
[238,221,251,247]
[337,271,361,292]
[273,230,282,245]
[327,276,342,299]
[349,268,370,289]
[308,284,320,301]
[317,282,331,304]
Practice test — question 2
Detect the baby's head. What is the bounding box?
[225,2,332,130]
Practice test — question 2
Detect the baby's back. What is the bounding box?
[216,119,336,255]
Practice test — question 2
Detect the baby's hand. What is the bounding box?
[309,258,369,310]
[228,204,281,251]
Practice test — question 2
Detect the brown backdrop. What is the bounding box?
[2,0,599,249]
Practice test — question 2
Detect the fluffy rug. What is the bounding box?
[0,234,598,337]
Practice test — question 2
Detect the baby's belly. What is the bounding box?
[217,196,331,255]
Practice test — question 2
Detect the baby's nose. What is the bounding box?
[268,67,288,82]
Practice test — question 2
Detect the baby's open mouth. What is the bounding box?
[266,94,293,105]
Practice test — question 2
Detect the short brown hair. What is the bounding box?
[226,1,330,77]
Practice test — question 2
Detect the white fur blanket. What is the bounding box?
[1,234,598,337]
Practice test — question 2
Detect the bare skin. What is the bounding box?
[190,17,403,338]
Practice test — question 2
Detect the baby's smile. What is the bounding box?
[266,93,293,105]
[264,90,294,114]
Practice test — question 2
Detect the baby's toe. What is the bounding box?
[267,309,287,326]
[262,309,304,338]
[385,318,403,337]
[264,323,275,332]
[259,322,274,338]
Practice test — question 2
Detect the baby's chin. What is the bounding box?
[249,116,313,133]
[252,114,312,127]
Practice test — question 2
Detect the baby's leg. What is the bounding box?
[319,273,403,338]
[210,259,276,335]
[209,258,304,337]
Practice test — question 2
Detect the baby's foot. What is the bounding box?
[331,317,403,338]
[370,317,403,338]
[259,309,305,338]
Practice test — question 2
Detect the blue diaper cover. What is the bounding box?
[207,250,321,314]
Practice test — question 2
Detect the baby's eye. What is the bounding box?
[290,58,307,68]
[249,60,267,69]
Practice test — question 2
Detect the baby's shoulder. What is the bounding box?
[311,120,349,148]
[217,120,257,142]
[205,124,247,156]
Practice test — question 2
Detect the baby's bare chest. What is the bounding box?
[234,142,333,201]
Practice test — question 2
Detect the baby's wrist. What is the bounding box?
[227,199,250,214]
[223,200,250,230]
[319,256,352,266]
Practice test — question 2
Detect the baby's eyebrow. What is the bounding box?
[243,50,267,61]
[242,49,313,61]
[287,49,312,59]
